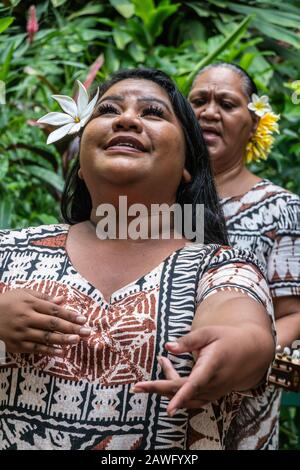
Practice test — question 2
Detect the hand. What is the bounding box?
[0,289,91,356]
[133,324,274,416]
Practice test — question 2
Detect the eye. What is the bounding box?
[221,101,235,110]
[97,103,120,115]
[191,98,206,107]
[140,105,164,118]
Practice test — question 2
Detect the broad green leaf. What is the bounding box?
[37,214,59,225]
[146,4,181,40]
[0,17,14,34]
[51,0,68,7]
[0,198,12,229]
[0,155,9,179]
[227,3,300,29]
[253,21,300,49]
[109,0,135,19]
[131,0,155,23]
[105,45,120,73]
[0,42,15,81]
[182,15,253,94]
[186,2,211,18]
[68,5,104,20]
[113,29,132,49]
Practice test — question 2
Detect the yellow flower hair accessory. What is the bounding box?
[246,94,280,164]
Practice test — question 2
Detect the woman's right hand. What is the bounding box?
[0,289,91,356]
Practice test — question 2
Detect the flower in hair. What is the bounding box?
[38,80,99,144]
[247,94,271,117]
[245,109,280,163]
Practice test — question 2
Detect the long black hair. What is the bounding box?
[61,67,228,245]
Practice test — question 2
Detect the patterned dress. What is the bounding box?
[0,224,274,450]
[220,179,300,450]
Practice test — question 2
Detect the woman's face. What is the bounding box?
[188,67,256,171]
[79,78,188,205]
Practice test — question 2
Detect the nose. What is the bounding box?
[198,102,220,122]
[112,112,143,133]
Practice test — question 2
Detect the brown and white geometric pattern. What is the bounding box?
[0,224,274,449]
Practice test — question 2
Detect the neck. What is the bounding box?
[89,193,180,241]
[213,160,260,199]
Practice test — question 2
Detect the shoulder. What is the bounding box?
[207,245,265,273]
[0,224,69,248]
[250,180,300,211]
[189,243,265,277]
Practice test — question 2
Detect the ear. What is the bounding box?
[78,168,84,180]
[182,168,192,183]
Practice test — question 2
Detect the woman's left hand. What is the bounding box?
[132,324,273,416]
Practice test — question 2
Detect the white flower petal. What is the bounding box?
[79,87,99,122]
[68,122,82,134]
[51,94,78,118]
[76,80,89,116]
[37,112,74,126]
[256,109,266,117]
[251,94,259,103]
[260,95,269,104]
[248,103,256,111]
[46,122,75,144]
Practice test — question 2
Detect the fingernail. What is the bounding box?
[157,355,163,365]
[131,386,143,393]
[53,296,64,303]
[75,316,87,324]
[165,342,179,350]
[68,335,80,343]
[79,327,92,335]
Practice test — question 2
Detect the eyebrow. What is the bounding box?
[99,95,172,113]
[189,89,241,100]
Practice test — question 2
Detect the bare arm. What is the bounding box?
[273,296,300,348]
[133,290,275,415]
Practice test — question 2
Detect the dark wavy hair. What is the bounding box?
[61,67,228,245]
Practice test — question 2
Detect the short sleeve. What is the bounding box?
[197,246,274,329]
[267,197,300,298]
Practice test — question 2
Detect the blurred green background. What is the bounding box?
[0,0,299,449]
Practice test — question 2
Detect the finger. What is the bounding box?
[22,341,64,356]
[132,378,187,396]
[167,359,216,413]
[26,290,66,306]
[158,356,180,380]
[165,327,215,355]
[26,328,81,346]
[178,399,210,410]
[31,299,83,322]
[28,312,92,337]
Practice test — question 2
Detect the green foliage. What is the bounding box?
[0,0,299,448]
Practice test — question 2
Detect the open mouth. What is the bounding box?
[201,126,221,144]
[104,136,146,153]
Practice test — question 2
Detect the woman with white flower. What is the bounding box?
[0,67,276,450]
[142,63,300,450]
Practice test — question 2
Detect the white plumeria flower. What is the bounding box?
[248,93,271,117]
[38,80,99,144]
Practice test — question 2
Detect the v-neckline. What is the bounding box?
[61,223,194,305]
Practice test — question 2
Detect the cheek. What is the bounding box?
[224,113,253,141]
[154,126,185,165]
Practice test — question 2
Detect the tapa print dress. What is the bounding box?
[220,179,300,450]
[0,224,274,450]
